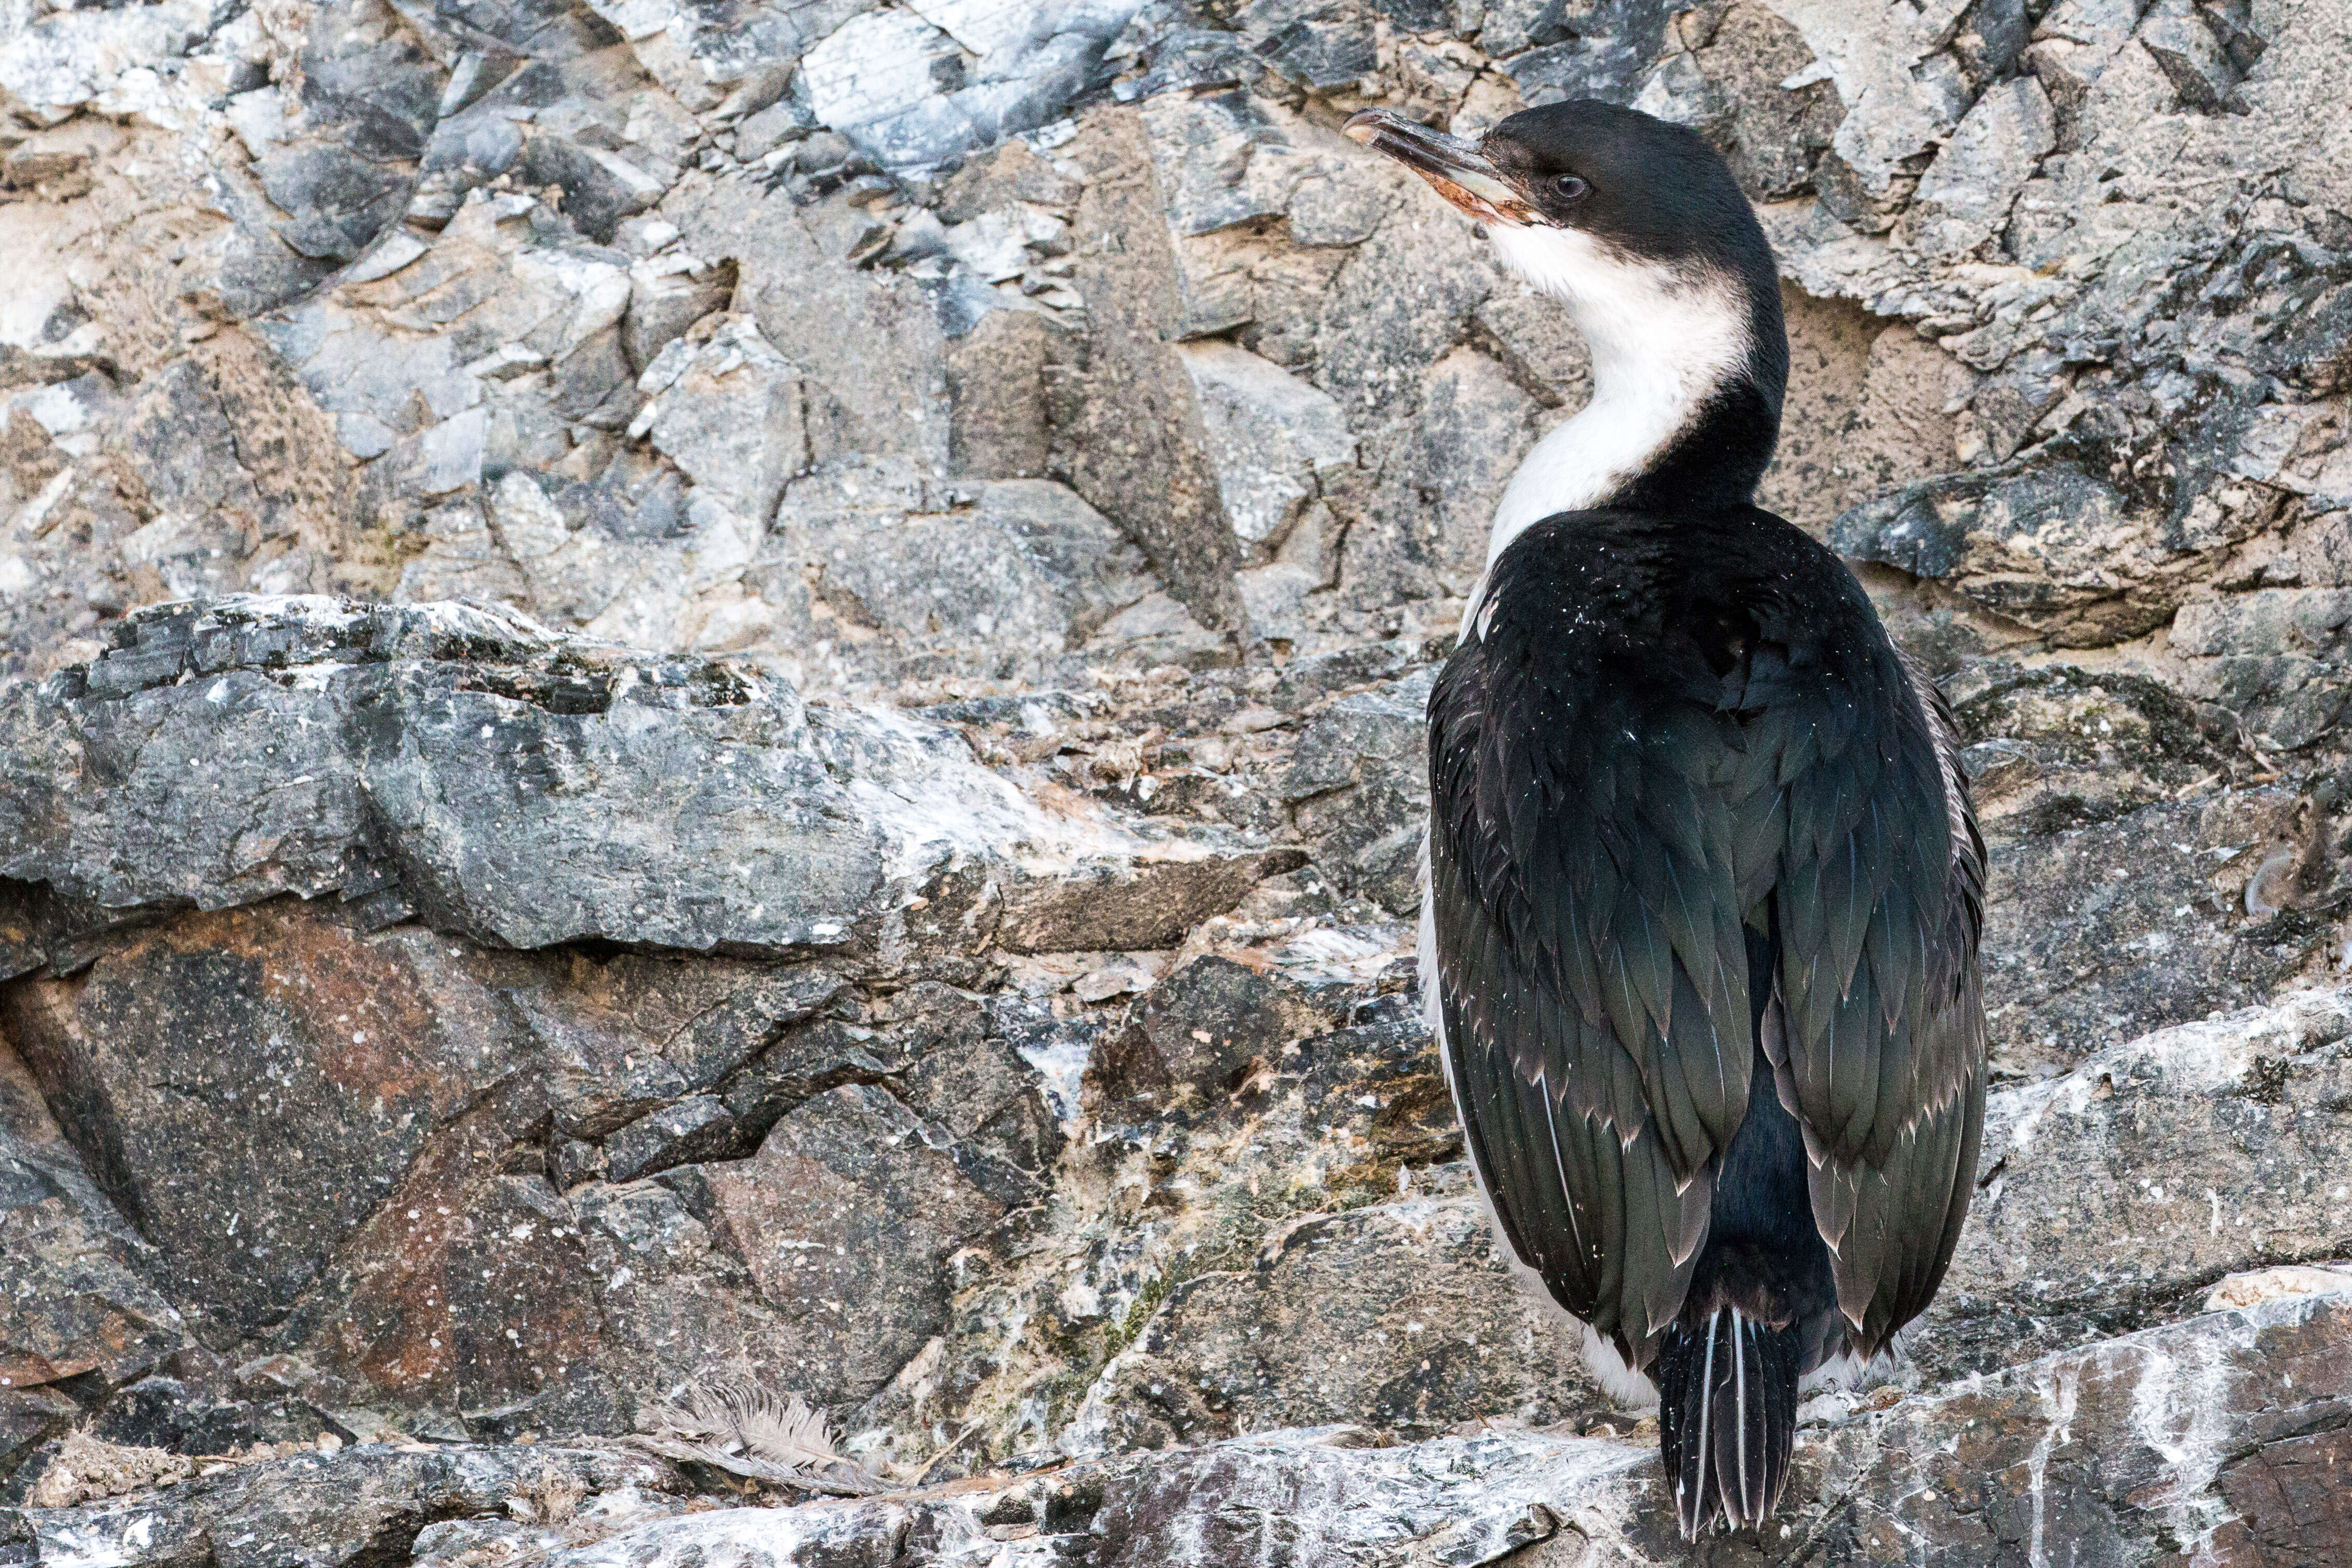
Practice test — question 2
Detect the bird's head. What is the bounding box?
[1344,100,1788,520]
[1341,100,1773,314]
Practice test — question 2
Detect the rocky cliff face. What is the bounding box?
[5,0,2352,1563]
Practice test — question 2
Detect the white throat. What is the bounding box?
[1481,224,1753,567]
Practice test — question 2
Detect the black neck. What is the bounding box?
[1613,273,1787,515]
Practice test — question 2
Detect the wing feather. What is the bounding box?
[1428,511,1985,1369]
[1776,653,1987,1348]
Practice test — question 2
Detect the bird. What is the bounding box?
[1344,100,1986,1538]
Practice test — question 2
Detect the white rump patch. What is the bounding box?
[1583,1321,1663,1409]
[1798,1345,1874,1396]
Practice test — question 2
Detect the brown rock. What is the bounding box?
[0,1025,184,1403]
[3,907,557,1345]
[0,896,900,1429]
[709,1084,1005,1405]
[995,847,1307,954]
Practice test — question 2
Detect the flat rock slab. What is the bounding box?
[535,1427,1647,1568]
[1918,985,2352,1379]
[210,1277,2325,1568]
[0,597,1294,967]
[1793,1278,2352,1567]
[8,1268,2349,1565]
[8,1442,684,1567]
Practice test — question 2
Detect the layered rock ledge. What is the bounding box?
[0,596,1300,968]
[4,607,2349,1565]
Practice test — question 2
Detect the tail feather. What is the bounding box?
[1658,1306,1802,1538]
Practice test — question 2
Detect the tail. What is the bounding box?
[1655,1305,1801,1539]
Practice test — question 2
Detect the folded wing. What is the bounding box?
[1428,542,1983,1368]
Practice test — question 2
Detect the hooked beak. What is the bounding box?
[1343,109,1539,226]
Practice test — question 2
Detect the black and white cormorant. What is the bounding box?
[1344,101,1987,1537]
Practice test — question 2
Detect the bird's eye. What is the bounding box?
[1552,173,1589,200]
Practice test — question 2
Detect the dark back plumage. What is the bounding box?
[1426,504,1985,1532]
[1354,92,1989,1539]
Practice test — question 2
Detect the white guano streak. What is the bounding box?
[1466,223,1752,633]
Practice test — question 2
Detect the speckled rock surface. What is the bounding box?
[48,1274,2314,1568]
[9,0,2352,1560]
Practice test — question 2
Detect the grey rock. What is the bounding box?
[994,840,1312,953]
[600,1096,737,1183]
[1937,659,2330,1077]
[1502,0,1676,106]
[1281,665,1438,912]
[938,137,1084,224]
[879,983,1064,1206]
[534,1425,1645,1566]
[579,0,875,113]
[622,255,737,375]
[1137,89,1302,242]
[1052,110,1250,637]
[1178,340,1356,553]
[1111,1194,1602,1441]
[1772,2,1968,231]
[2138,0,2250,113]
[1521,1272,2352,1567]
[3,906,552,1347]
[796,0,1146,172]
[10,0,2352,1557]
[774,462,1155,676]
[1473,288,1594,406]
[679,177,957,478]
[945,306,1065,479]
[1923,986,2352,1380]
[1635,2,1844,202]
[2,884,1075,1431]
[0,1388,75,1481]
[1082,589,1242,672]
[423,1275,2352,1565]
[1130,89,1375,346]
[1832,466,2180,647]
[1900,75,2059,259]
[471,467,776,655]
[1231,1,1378,93]
[0,0,214,124]
[1354,347,1539,604]
[1096,953,1345,1100]
[0,598,1292,963]
[257,145,415,264]
[1945,662,2233,849]
[15,1441,684,1567]
[1980,793,2326,1078]
[634,315,806,522]
[2173,588,2352,751]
